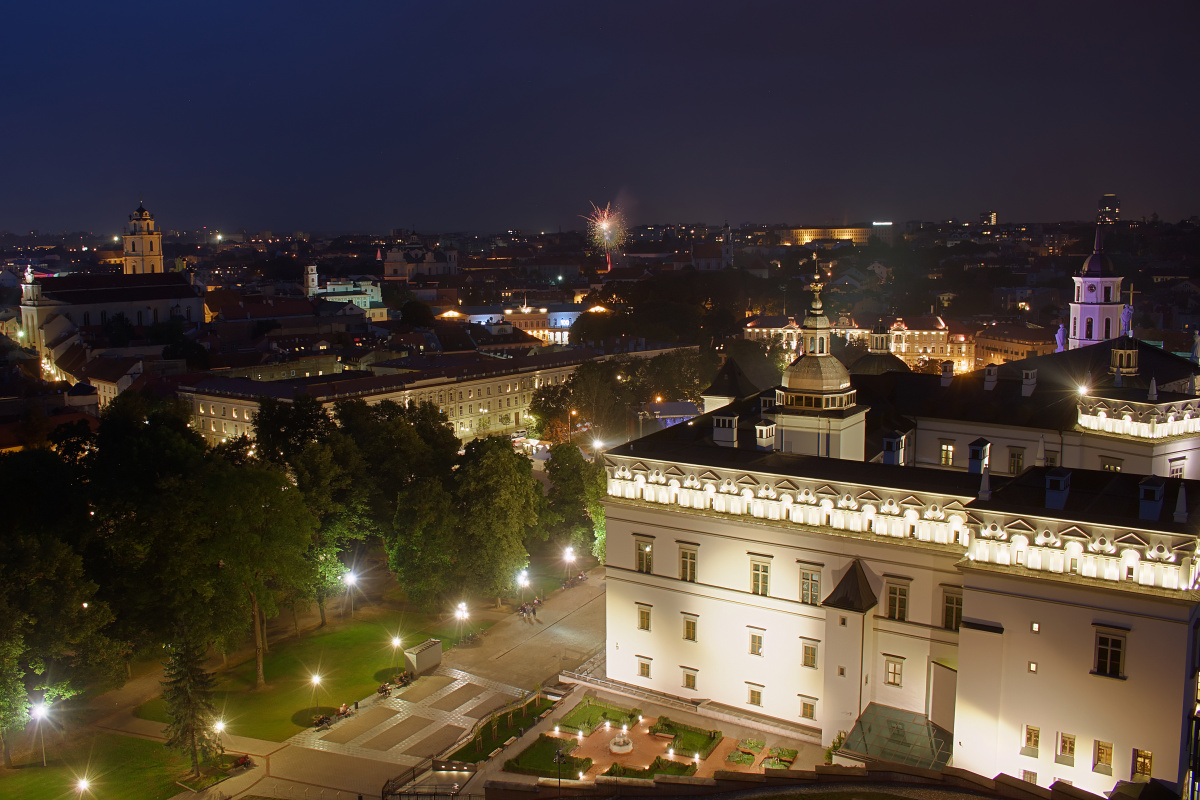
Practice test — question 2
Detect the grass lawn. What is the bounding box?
[558,698,638,735]
[135,608,493,742]
[648,716,722,759]
[450,697,555,762]
[0,731,219,800]
[504,734,591,778]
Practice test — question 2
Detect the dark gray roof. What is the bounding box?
[702,355,782,399]
[822,559,877,613]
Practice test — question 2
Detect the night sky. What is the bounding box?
[5,1,1198,233]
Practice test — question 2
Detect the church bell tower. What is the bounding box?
[1068,225,1123,349]
[123,203,164,275]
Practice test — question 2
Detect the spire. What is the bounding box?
[1149,377,1158,402]
[1093,224,1104,255]
[978,465,992,501]
[1035,435,1046,467]
[1174,485,1189,524]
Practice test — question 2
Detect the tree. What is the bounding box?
[545,443,606,550]
[385,478,458,609]
[0,629,28,769]
[454,437,542,600]
[400,299,436,327]
[161,637,222,779]
[528,383,571,437]
[207,461,317,688]
[252,395,335,465]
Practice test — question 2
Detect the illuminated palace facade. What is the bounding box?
[601,283,1200,797]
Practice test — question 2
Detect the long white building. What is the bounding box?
[601,276,1200,797]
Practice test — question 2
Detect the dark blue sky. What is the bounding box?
[4,1,1198,233]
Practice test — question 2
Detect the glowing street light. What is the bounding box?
[31,702,47,766]
[455,602,468,622]
[1077,384,1089,396]
[310,674,322,717]
[343,571,357,618]
[391,636,402,648]
[564,546,576,579]
[76,777,91,794]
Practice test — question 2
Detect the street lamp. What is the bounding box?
[568,409,577,443]
[564,546,576,579]
[343,571,357,617]
[31,702,46,766]
[310,674,322,718]
[214,719,226,749]
[518,570,530,601]
[76,777,91,795]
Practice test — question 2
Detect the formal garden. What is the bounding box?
[451,695,556,762]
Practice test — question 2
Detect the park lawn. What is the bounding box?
[505,734,591,778]
[0,730,209,800]
[450,697,554,762]
[135,610,493,742]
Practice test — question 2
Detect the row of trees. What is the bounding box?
[527,349,720,446]
[0,390,606,774]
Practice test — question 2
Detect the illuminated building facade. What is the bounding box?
[123,203,164,274]
[779,223,895,247]
[602,304,1200,795]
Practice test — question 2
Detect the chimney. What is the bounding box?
[968,437,990,474]
[755,420,776,452]
[1148,377,1158,403]
[984,364,999,391]
[1174,486,1189,523]
[940,360,954,387]
[1034,435,1046,467]
[1021,368,1037,397]
[1045,468,1071,510]
[978,465,991,501]
[1139,476,1166,521]
[713,412,738,448]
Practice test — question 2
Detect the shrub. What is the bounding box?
[648,716,723,759]
[504,734,592,778]
[603,757,697,779]
[558,698,639,736]
[739,738,765,753]
[726,750,755,766]
[768,747,797,762]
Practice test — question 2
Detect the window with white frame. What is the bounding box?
[800,696,816,720]
[801,640,818,669]
[886,580,909,621]
[1094,630,1126,678]
[1024,725,1040,754]
[1057,733,1075,767]
[751,560,770,596]
[637,657,652,679]
[885,657,903,686]
[749,630,764,656]
[635,540,653,573]
[939,441,954,466]
[800,568,821,605]
[747,684,763,706]
[1171,458,1186,479]
[679,548,697,582]
[636,604,651,631]
[682,667,697,690]
[1094,740,1113,774]
[942,589,962,631]
[1022,771,1037,785]
[682,613,697,642]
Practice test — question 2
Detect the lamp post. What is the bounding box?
[31,702,46,767]
[518,570,530,602]
[310,674,322,718]
[76,777,91,796]
[555,747,563,796]
[568,409,577,443]
[564,546,575,580]
[214,719,226,751]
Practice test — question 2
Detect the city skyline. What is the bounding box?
[4,1,1199,233]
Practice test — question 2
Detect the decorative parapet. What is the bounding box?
[1077,396,1200,439]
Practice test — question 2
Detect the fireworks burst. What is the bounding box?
[586,203,626,270]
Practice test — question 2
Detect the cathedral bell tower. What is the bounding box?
[1068,225,1123,349]
[123,203,164,275]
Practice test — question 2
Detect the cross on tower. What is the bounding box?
[1125,283,1140,307]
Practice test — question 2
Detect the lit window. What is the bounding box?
[940,442,954,466]
[749,632,763,656]
[1022,771,1037,785]
[802,641,818,668]
[800,569,820,605]
[1058,733,1075,765]
[1008,447,1025,474]
[1028,661,1038,673]
[637,605,650,631]
[1133,749,1152,779]
[1031,622,1040,633]
[1025,725,1040,751]
[801,698,816,720]
[752,562,770,596]
[885,658,903,686]
[1094,632,1125,678]
[1171,459,1185,479]
[635,541,653,573]
[1094,741,1113,773]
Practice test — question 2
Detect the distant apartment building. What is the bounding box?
[178,349,595,444]
[975,324,1059,366]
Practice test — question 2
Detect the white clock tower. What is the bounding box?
[1068,225,1123,349]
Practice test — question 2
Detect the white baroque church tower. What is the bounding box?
[1068,226,1124,349]
[123,203,164,275]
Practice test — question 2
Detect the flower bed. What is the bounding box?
[505,734,592,778]
[726,750,755,765]
[557,697,640,736]
[602,756,698,779]
[646,716,723,759]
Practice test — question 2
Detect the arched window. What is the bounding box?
[1104,318,1111,339]
[1085,318,1093,340]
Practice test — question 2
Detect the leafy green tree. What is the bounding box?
[453,437,542,600]
[545,443,606,550]
[161,637,222,779]
[0,629,29,769]
[528,383,571,437]
[207,461,317,688]
[253,395,335,465]
[400,299,436,327]
[386,478,458,609]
